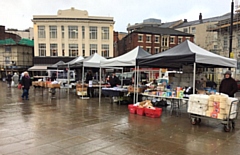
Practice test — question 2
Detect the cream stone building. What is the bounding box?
[32,7,114,65]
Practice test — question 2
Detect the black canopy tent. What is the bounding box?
[136,40,237,94]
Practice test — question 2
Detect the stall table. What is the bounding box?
[102,87,128,104]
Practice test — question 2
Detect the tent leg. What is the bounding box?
[136,66,139,103]
[133,66,136,104]
[99,67,102,105]
[193,63,196,94]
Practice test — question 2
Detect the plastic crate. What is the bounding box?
[145,108,162,118]
[137,107,145,116]
[128,104,137,114]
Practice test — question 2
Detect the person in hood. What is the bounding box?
[219,70,238,97]
[20,71,32,100]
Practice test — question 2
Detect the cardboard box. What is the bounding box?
[48,84,60,88]
[76,87,87,91]
[128,86,144,93]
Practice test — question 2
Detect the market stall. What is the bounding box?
[99,46,151,104]
[69,53,107,99]
[135,40,237,116]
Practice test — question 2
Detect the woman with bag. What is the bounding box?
[20,72,32,100]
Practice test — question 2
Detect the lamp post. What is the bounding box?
[229,0,234,70]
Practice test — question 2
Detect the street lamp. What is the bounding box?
[229,0,234,70]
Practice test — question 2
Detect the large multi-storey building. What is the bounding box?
[0,26,34,80]
[116,25,194,56]
[32,7,114,65]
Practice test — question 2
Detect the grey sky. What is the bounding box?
[1,0,236,32]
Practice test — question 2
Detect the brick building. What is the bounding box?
[116,26,194,56]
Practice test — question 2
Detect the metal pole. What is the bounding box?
[99,67,102,104]
[136,66,139,102]
[82,66,84,99]
[68,63,70,94]
[133,66,136,103]
[193,63,196,94]
[121,68,123,87]
[229,0,234,70]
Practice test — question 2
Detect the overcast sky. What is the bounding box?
[0,0,237,32]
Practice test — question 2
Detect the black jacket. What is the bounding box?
[109,76,120,87]
[219,77,238,97]
[86,73,93,83]
[20,76,32,89]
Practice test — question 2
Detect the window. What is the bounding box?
[90,44,97,55]
[162,37,168,46]
[5,57,10,64]
[223,36,228,49]
[146,47,151,53]
[101,44,109,57]
[68,26,78,39]
[39,43,46,56]
[146,35,151,42]
[183,28,188,33]
[89,26,97,39]
[62,44,65,56]
[155,36,159,43]
[61,26,64,38]
[191,27,196,33]
[154,48,159,54]
[69,44,78,56]
[82,26,85,39]
[38,26,45,38]
[50,44,58,56]
[178,38,182,44]
[165,38,168,46]
[5,46,11,52]
[49,26,57,38]
[214,45,218,49]
[170,37,175,44]
[101,27,109,40]
[138,34,143,42]
[82,44,85,57]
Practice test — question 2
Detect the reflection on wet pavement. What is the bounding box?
[0,82,239,155]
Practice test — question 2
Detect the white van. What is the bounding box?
[47,70,76,83]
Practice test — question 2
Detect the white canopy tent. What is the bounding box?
[99,46,151,104]
[100,46,151,67]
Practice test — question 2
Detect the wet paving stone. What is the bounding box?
[0,82,240,154]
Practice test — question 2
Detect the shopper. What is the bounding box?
[109,72,120,87]
[6,72,12,88]
[86,70,94,97]
[12,72,19,87]
[219,70,238,97]
[20,72,32,100]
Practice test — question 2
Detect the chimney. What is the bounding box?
[184,19,188,22]
[199,13,202,20]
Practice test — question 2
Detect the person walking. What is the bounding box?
[219,70,238,97]
[12,72,19,87]
[86,70,94,97]
[20,72,32,100]
[6,72,12,87]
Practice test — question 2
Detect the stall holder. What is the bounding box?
[102,87,128,104]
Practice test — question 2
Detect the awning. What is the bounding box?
[28,65,49,71]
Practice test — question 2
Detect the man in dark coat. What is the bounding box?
[86,71,94,97]
[109,72,120,87]
[20,72,32,100]
[6,72,12,87]
[219,70,238,97]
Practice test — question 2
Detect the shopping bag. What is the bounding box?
[11,81,14,87]
[18,84,22,89]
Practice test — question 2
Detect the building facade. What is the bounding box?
[32,7,115,65]
[116,26,194,56]
[6,28,34,40]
